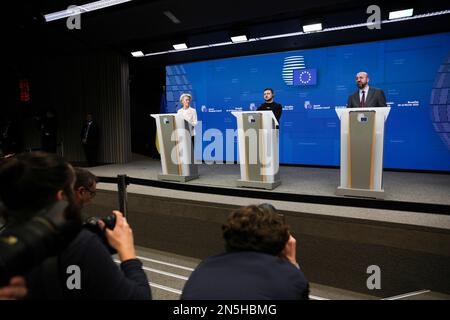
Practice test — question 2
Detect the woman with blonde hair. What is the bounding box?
[177,93,198,147]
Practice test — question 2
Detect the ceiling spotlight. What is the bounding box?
[302,23,323,33]
[389,8,414,20]
[230,35,248,43]
[173,43,188,50]
[131,51,144,57]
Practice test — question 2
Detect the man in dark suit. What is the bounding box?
[257,88,282,122]
[347,72,387,108]
[181,204,309,300]
[81,113,99,167]
[40,109,58,153]
[0,117,21,156]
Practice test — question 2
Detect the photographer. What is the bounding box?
[181,204,309,300]
[0,152,151,299]
[74,167,98,209]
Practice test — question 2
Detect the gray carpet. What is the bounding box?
[87,157,450,205]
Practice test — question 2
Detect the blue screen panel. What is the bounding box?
[165,32,450,171]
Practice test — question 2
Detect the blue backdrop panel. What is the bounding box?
[165,32,450,171]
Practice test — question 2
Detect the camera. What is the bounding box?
[83,214,116,231]
[82,214,117,254]
[0,201,81,286]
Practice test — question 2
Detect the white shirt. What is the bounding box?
[84,121,93,140]
[177,107,198,136]
[359,85,369,104]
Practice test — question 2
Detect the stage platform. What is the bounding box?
[89,156,450,206]
[84,156,450,297]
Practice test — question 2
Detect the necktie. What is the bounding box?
[360,90,366,108]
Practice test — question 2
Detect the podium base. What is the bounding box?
[336,187,385,199]
[237,179,281,190]
[158,174,199,183]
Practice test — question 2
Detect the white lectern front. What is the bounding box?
[335,107,390,199]
[232,111,281,190]
[151,113,198,182]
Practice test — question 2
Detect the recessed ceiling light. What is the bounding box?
[230,35,248,43]
[302,23,323,33]
[389,8,414,20]
[131,51,144,57]
[173,43,188,50]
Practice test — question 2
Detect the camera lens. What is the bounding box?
[102,214,116,230]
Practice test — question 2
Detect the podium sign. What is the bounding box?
[232,111,281,190]
[151,113,198,182]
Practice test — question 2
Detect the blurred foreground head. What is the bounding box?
[0,152,78,224]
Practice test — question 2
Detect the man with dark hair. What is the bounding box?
[74,167,98,208]
[40,109,58,154]
[81,113,99,167]
[0,152,151,299]
[347,72,387,108]
[257,88,283,122]
[181,204,309,300]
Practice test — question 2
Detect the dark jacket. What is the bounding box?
[81,121,99,145]
[257,102,283,122]
[26,229,151,300]
[1,120,22,155]
[347,87,387,108]
[181,251,309,300]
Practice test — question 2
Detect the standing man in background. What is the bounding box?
[0,117,21,157]
[347,71,387,108]
[257,88,282,122]
[81,113,99,167]
[40,109,58,153]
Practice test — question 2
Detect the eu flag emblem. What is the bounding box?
[293,69,317,86]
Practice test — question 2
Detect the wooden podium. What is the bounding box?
[151,113,198,182]
[335,107,390,199]
[232,111,281,190]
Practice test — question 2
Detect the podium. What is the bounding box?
[335,107,390,199]
[151,113,198,182]
[232,111,281,190]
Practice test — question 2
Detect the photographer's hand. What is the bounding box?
[0,276,27,300]
[99,211,136,262]
[281,234,300,269]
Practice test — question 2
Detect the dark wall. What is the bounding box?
[3,51,132,164]
[129,63,165,158]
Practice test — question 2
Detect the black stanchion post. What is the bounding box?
[117,174,129,217]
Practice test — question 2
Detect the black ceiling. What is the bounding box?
[6,0,450,63]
